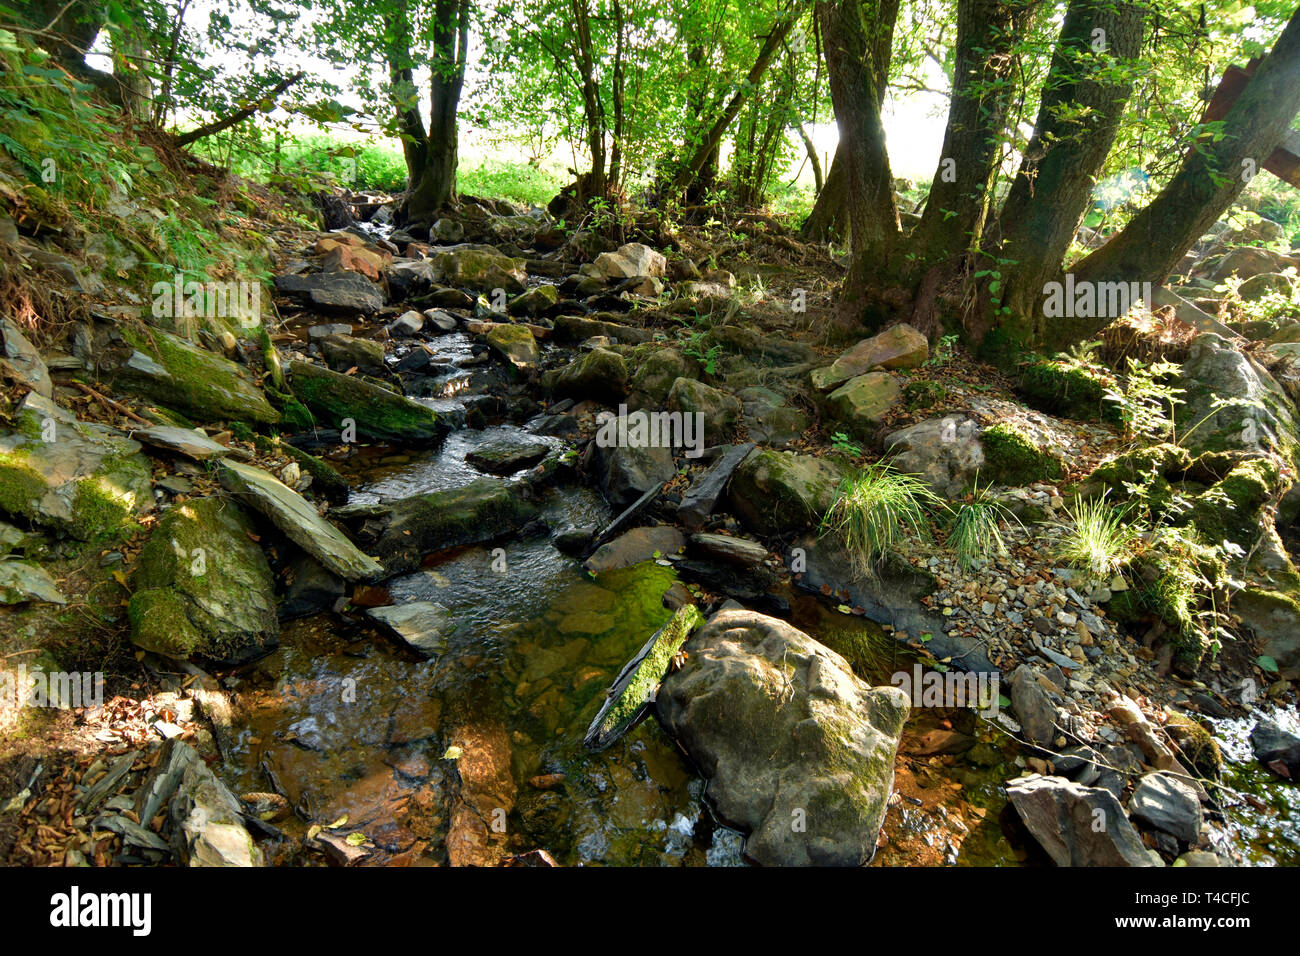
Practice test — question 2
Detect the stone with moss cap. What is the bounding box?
[129,496,278,665]
[657,607,910,866]
[0,393,152,542]
[485,323,542,369]
[823,372,901,442]
[584,602,705,751]
[727,448,853,537]
[110,327,279,425]
[288,359,446,442]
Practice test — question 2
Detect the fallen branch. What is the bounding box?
[70,381,152,426]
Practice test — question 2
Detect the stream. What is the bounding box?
[214,317,1300,867]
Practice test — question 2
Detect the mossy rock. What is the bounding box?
[1187,457,1282,550]
[727,449,853,537]
[1165,713,1223,780]
[130,496,278,665]
[1017,359,1116,422]
[903,380,948,412]
[981,423,1064,486]
[288,360,445,442]
[113,327,279,425]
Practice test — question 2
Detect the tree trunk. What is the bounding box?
[1061,6,1300,349]
[817,0,903,331]
[981,0,1144,347]
[802,143,847,240]
[667,12,799,199]
[392,0,469,224]
[910,0,1036,270]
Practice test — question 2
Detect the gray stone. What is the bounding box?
[1,316,52,397]
[690,532,768,569]
[464,434,552,475]
[658,608,909,866]
[217,459,381,582]
[677,442,755,530]
[0,560,66,605]
[1127,771,1203,843]
[884,415,984,497]
[727,448,852,536]
[1007,774,1159,866]
[134,426,231,461]
[275,270,385,315]
[584,526,685,573]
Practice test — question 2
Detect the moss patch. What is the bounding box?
[981,423,1063,486]
[1017,359,1117,422]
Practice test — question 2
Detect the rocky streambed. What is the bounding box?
[3,198,1299,867]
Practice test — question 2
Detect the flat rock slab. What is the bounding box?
[218,460,382,583]
[0,559,66,605]
[367,602,458,658]
[464,435,553,475]
[134,426,232,461]
[1007,774,1159,867]
[583,525,684,573]
[690,532,768,569]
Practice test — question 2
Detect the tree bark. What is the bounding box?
[801,142,847,240]
[1061,6,1300,349]
[981,0,1144,346]
[817,0,903,330]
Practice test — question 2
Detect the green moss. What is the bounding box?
[1188,457,1281,550]
[69,477,140,542]
[981,423,1063,486]
[1018,359,1117,422]
[1165,713,1223,780]
[128,588,203,658]
[289,360,443,441]
[0,452,47,520]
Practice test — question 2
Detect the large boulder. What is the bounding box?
[431,246,527,294]
[811,323,928,390]
[0,393,152,541]
[593,242,666,280]
[657,608,909,866]
[107,327,279,425]
[1176,333,1298,466]
[727,449,852,537]
[128,497,279,665]
[274,270,385,315]
[542,347,628,403]
[883,414,984,497]
[289,360,446,442]
[1235,588,1300,679]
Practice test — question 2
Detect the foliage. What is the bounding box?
[1057,494,1141,581]
[820,460,939,577]
[945,479,1021,571]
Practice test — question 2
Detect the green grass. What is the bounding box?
[1057,495,1141,580]
[457,158,564,207]
[820,460,939,577]
[946,479,1021,571]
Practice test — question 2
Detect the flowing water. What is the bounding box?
[218,331,1297,866]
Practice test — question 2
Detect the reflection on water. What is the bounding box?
[1208,706,1300,866]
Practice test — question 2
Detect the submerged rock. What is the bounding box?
[128,497,278,665]
[1249,718,1300,780]
[367,602,459,658]
[657,608,909,866]
[334,478,538,575]
[464,434,552,475]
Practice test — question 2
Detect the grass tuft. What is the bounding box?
[820,460,939,577]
